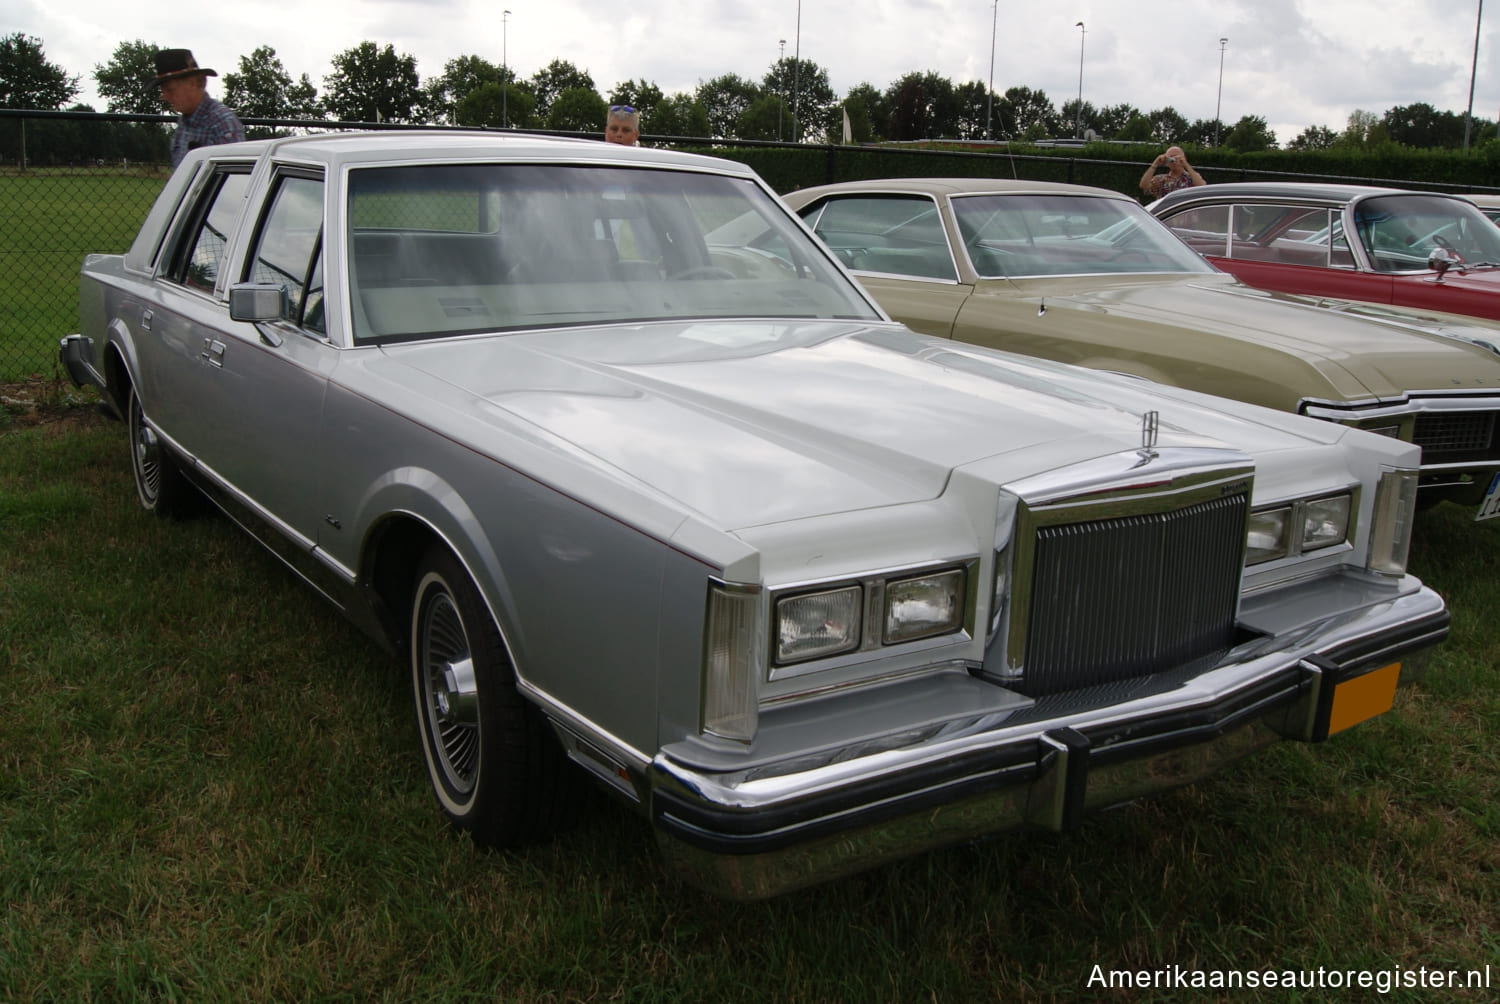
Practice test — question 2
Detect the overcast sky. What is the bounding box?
[12,0,1497,143]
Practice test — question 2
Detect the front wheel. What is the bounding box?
[127,385,197,517]
[410,546,576,847]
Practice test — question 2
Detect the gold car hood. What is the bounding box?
[980,272,1500,407]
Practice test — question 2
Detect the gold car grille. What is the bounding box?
[1414,411,1498,460]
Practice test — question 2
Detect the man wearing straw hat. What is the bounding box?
[155,48,245,167]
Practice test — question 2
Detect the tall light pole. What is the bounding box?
[987,1,998,139]
[1465,0,1484,149]
[1074,21,1086,139]
[779,38,786,141]
[502,9,511,128]
[1215,37,1227,146]
[792,1,802,142]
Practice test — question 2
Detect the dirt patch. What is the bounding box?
[0,378,111,432]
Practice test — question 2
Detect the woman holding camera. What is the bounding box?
[1139,146,1205,198]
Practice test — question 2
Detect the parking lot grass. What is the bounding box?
[0,172,165,382]
[3,409,1498,1000]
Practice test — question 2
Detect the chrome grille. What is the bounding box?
[1019,493,1247,697]
[1414,411,1497,459]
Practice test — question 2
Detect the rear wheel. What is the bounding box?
[410,546,575,846]
[127,385,196,517]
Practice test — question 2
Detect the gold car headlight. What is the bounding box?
[884,569,966,644]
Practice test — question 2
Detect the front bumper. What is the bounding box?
[649,575,1448,900]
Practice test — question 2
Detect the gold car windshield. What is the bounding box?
[951,194,1216,279]
[346,164,878,344]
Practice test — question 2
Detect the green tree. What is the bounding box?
[1116,113,1154,143]
[842,82,888,141]
[530,59,594,121]
[1287,124,1338,151]
[1096,103,1139,138]
[953,80,995,140]
[222,45,321,125]
[323,42,422,123]
[1224,114,1277,152]
[608,79,664,127]
[423,54,504,123]
[545,86,605,132]
[1383,102,1466,148]
[1059,99,1098,139]
[736,94,789,141]
[1338,109,1389,148]
[1147,106,1188,145]
[1001,86,1057,139]
[0,33,80,109]
[646,92,709,138]
[696,73,760,139]
[1182,118,1226,146]
[762,57,836,141]
[885,71,960,140]
[455,81,534,128]
[94,39,163,114]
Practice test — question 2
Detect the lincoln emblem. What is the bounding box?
[1141,410,1160,457]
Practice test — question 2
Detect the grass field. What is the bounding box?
[0,172,166,382]
[2,403,1498,1001]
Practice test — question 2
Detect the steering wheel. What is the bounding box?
[669,266,737,280]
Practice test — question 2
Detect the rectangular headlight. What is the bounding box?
[1369,470,1418,576]
[703,583,761,741]
[885,569,966,644]
[775,586,861,665]
[1302,495,1351,551]
[1246,507,1290,564]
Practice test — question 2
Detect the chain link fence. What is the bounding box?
[3,108,1479,384]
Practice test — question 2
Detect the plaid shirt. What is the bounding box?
[170,94,245,166]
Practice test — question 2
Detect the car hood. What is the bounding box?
[375,319,1327,531]
[994,271,1500,399]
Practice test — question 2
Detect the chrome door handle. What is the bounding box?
[201,338,226,367]
[141,309,153,331]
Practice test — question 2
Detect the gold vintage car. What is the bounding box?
[782,178,1500,514]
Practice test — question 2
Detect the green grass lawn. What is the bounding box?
[0,172,165,382]
[3,406,1498,1000]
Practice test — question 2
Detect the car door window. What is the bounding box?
[1225,204,1352,269]
[245,173,326,332]
[167,169,252,292]
[799,195,957,280]
[1161,205,1229,256]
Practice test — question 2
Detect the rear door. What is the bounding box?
[796,193,972,338]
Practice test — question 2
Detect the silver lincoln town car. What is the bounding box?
[59,133,1449,899]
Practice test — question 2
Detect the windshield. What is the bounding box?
[1352,194,1500,273]
[951,194,1216,278]
[346,164,877,343]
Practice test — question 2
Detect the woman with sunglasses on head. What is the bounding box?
[604,105,639,145]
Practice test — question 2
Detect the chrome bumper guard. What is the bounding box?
[58,334,107,393]
[649,583,1448,900]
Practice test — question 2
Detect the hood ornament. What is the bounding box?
[1139,410,1160,460]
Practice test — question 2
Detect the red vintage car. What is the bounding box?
[1150,182,1500,321]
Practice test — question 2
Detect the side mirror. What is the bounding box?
[1427,246,1463,277]
[229,283,288,322]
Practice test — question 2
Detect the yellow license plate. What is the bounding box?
[1327,663,1401,735]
